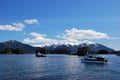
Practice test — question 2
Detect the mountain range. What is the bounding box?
[44,41,114,53]
[0,40,114,54]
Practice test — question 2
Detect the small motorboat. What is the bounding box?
[35,52,46,57]
[81,54,108,64]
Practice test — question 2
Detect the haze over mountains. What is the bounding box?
[0,40,114,53]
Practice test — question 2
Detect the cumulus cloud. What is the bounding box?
[23,28,111,47]
[23,32,58,46]
[0,23,25,31]
[23,32,95,47]
[58,28,110,40]
[24,19,39,24]
[23,32,80,46]
[23,33,79,46]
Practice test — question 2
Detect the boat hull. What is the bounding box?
[35,54,46,57]
[81,59,107,64]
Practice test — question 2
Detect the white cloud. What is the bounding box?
[23,32,80,46]
[0,23,25,31]
[24,19,39,24]
[23,28,112,47]
[30,32,46,38]
[58,28,110,40]
[23,32,58,46]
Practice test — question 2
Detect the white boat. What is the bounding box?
[81,54,108,64]
[35,52,46,57]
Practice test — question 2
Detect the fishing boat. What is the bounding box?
[81,53,108,64]
[35,52,46,57]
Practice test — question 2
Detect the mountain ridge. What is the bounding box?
[0,40,114,54]
[44,42,114,53]
[0,40,39,53]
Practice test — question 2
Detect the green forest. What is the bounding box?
[0,47,115,56]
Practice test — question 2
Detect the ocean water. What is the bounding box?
[0,54,120,80]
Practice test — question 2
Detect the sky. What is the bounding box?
[0,0,120,50]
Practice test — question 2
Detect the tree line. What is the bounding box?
[0,47,110,55]
[36,47,110,56]
[0,48,26,54]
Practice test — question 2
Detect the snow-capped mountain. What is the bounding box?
[0,40,114,54]
[44,41,114,53]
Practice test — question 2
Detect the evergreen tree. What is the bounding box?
[35,48,49,54]
[97,49,109,54]
[76,47,90,56]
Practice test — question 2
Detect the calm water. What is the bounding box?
[0,54,120,80]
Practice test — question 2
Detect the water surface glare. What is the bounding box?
[0,54,120,80]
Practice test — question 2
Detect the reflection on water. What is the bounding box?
[0,54,120,80]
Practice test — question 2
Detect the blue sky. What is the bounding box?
[0,0,120,50]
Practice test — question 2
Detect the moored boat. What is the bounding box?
[35,52,46,57]
[81,54,108,64]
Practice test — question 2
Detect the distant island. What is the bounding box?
[0,40,119,56]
